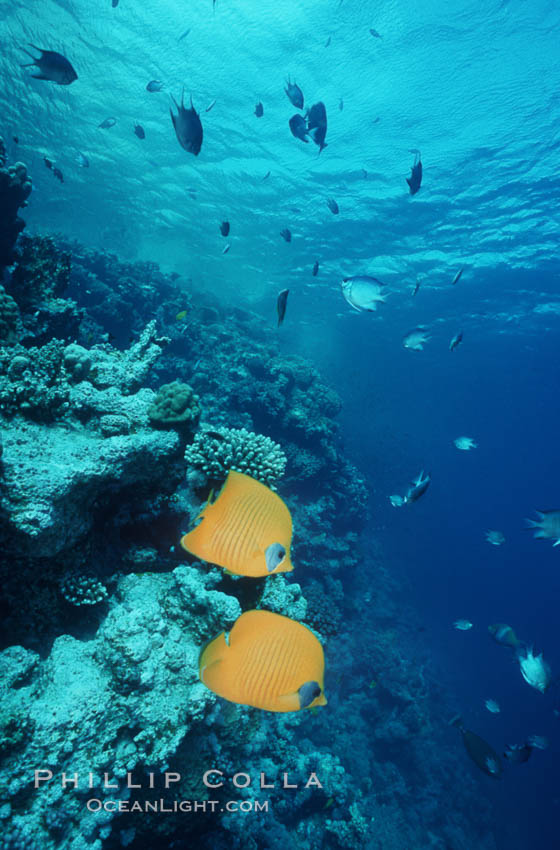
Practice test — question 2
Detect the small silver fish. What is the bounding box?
[518,648,552,693]
[76,152,89,168]
[454,620,473,631]
[146,80,164,92]
[526,510,560,547]
[403,327,431,351]
[486,530,505,546]
[205,99,216,112]
[341,276,387,312]
[452,267,465,285]
[485,699,500,714]
[99,117,117,129]
[449,331,463,351]
[178,28,191,41]
[222,243,230,254]
[454,436,477,451]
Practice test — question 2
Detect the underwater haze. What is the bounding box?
[1,0,560,849]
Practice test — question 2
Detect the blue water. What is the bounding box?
[2,0,560,847]
[332,303,560,849]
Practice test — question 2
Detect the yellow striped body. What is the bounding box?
[181,470,293,577]
[199,610,327,712]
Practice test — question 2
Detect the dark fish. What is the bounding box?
[13,136,19,144]
[112,0,119,7]
[21,45,77,85]
[262,170,271,181]
[362,168,368,178]
[170,91,203,155]
[43,156,53,170]
[406,153,422,195]
[504,743,533,764]
[450,716,502,778]
[312,260,319,276]
[146,80,163,92]
[373,116,380,124]
[178,28,191,41]
[306,102,328,152]
[449,331,463,351]
[220,221,230,237]
[277,289,289,326]
[254,101,264,118]
[280,228,292,243]
[327,197,339,214]
[205,99,216,113]
[412,278,421,296]
[488,623,521,650]
[289,114,308,143]
[134,124,146,139]
[222,244,230,254]
[339,98,344,111]
[452,267,464,285]
[405,471,430,504]
[285,78,304,109]
[99,117,117,129]
[325,36,331,47]
[369,28,382,38]
[53,167,64,183]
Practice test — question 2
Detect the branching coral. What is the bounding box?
[60,572,108,606]
[185,425,287,487]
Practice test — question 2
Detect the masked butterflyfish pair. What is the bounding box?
[199,610,327,712]
[181,470,293,577]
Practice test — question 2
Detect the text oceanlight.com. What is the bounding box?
[86,799,270,813]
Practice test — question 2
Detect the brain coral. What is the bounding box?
[148,380,201,436]
[185,425,287,487]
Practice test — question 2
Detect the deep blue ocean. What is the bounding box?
[1,0,559,848]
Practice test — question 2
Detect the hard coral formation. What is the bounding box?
[0,139,32,273]
[0,235,498,850]
[8,236,71,311]
[185,424,287,488]
[60,572,108,606]
[148,380,201,437]
[0,286,19,346]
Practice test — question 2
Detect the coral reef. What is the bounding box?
[0,286,19,346]
[0,234,498,850]
[148,380,201,438]
[8,236,71,311]
[185,425,287,488]
[0,139,32,273]
[60,573,108,607]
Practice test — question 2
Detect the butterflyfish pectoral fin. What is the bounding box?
[198,631,228,678]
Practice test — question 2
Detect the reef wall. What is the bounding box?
[0,144,497,850]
